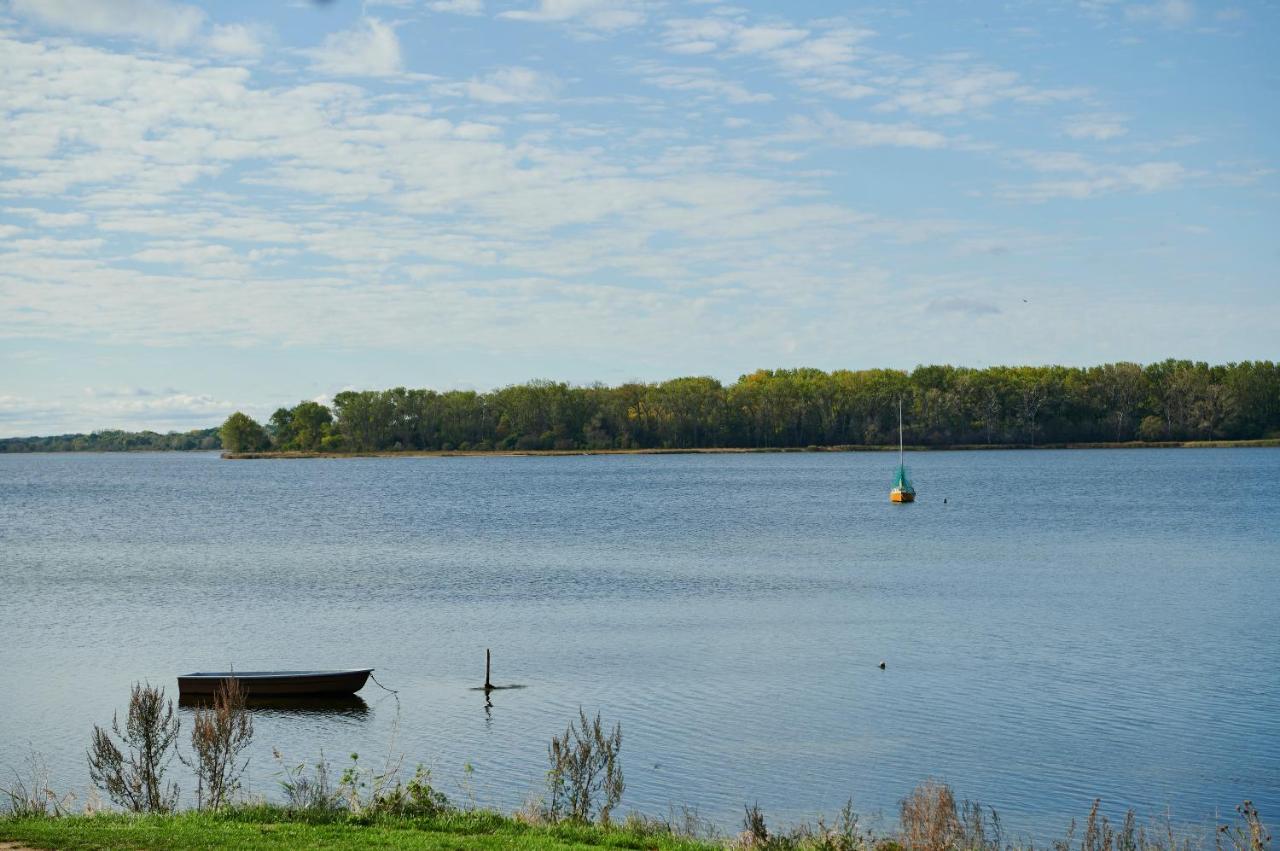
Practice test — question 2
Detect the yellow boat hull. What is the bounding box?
[890,489,915,503]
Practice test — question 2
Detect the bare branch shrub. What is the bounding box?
[0,749,75,817]
[183,677,254,810]
[900,779,960,851]
[87,682,180,813]
[544,708,624,824]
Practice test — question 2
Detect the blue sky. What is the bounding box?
[1,0,1276,436]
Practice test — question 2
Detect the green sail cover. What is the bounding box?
[892,463,915,493]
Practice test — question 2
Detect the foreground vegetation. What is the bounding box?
[0,806,717,851]
[1,791,1271,851]
[1,683,1272,851]
[224,361,1279,454]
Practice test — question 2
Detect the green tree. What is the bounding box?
[219,412,271,453]
[289,401,333,451]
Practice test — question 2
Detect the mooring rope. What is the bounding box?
[369,672,399,694]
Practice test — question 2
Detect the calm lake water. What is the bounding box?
[1,449,1277,837]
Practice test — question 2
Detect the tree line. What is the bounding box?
[219,359,1280,453]
[0,428,221,453]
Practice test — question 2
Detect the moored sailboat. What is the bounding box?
[890,398,915,503]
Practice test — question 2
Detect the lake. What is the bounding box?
[0,449,1277,838]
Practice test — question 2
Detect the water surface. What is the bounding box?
[1,449,1277,837]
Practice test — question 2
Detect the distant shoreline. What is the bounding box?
[221,438,1280,459]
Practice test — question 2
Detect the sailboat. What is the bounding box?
[890,398,915,503]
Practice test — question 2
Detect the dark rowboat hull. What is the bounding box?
[177,669,372,697]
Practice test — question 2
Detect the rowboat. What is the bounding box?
[177,669,372,697]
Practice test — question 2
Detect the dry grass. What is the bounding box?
[0,751,74,818]
[900,779,961,851]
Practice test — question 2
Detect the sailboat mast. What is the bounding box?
[898,397,904,466]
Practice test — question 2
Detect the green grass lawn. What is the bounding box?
[0,809,721,851]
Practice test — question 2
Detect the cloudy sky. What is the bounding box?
[1,0,1276,436]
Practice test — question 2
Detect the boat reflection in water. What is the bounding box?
[179,692,369,716]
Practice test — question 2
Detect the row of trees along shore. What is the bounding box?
[0,428,221,453]
[219,360,1280,453]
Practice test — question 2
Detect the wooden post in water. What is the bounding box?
[485,648,492,691]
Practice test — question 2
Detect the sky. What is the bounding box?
[0,0,1277,436]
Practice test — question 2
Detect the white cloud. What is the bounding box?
[660,17,737,53]
[0,389,239,435]
[1,30,949,362]
[731,25,808,54]
[205,23,266,58]
[784,113,947,149]
[638,64,773,105]
[1127,0,1196,27]
[9,0,206,46]
[1063,113,1129,140]
[302,18,402,77]
[14,208,90,228]
[879,65,1087,116]
[1003,151,1190,200]
[428,0,484,13]
[1,4,1268,410]
[927,296,1001,317]
[500,0,644,32]
[659,17,876,101]
[131,240,250,278]
[456,67,561,104]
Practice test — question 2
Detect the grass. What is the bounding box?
[2,792,1272,851]
[0,806,721,850]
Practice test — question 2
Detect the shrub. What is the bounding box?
[184,678,254,810]
[743,802,770,846]
[544,709,624,825]
[900,779,959,851]
[365,765,451,818]
[87,682,181,813]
